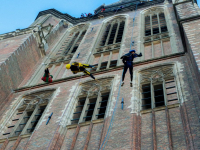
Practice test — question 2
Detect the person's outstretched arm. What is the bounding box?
[134,53,142,58]
[82,64,95,68]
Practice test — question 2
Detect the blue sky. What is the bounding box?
[0,0,200,34]
[0,0,117,34]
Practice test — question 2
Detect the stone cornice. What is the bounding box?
[35,0,165,24]
[0,27,34,40]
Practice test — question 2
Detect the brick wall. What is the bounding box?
[175,2,199,20]
[1,1,200,150]
[0,34,42,113]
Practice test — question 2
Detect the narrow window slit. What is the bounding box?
[85,98,96,121]
[97,93,109,119]
[71,97,86,124]
[154,84,165,107]
[142,84,151,110]
[116,21,125,43]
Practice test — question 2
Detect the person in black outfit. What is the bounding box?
[120,50,142,87]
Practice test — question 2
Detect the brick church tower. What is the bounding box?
[0,0,200,149]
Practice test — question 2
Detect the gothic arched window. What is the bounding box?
[51,24,89,63]
[145,12,168,36]
[90,16,126,72]
[141,7,174,60]
[99,20,125,46]
[139,65,178,110]
[2,90,55,137]
[70,78,113,125]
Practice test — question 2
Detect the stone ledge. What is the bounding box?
[66,119,104,129]
[0,134,31,143]
[141,103,180,114]
[14,52,185,93]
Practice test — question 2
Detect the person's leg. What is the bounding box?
[121,65,128,86]
[129,66,133,87]
[129,66,133,82]
[84,70,95,80]
[44,68,49,77]
[122,65,128,81]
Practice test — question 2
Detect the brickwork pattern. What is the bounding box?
[73,126,89,149]
[141,113,153,150]
[4,140,15,150]
[16,138,29,150]
[183,20,200,72]
[1,1,200,150]
[155,110,169,150]
[87,123,104,150]
[60,128,76,150]
[0,34,42,119]
[42,15,60,27]
[169,107,187,149]
[176,2,199,20]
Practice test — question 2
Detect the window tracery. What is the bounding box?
[139,64,179,110]
[71,77,113,124]
[91,16,126,72]
[2,90,55,137]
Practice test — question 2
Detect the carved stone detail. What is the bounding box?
[18,90,54,111]
[33,24,53,56]
[79,77,113,97]
[0,27,34,40]
[140,64,174,84]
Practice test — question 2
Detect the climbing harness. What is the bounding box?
[99,3,140,150]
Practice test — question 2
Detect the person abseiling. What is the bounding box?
[41,68,53,83]
[66,62,96,80]
[120,50,142,87]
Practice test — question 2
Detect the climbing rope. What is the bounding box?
[130,3,139,50]
[46,75,83,150]
[99,70,123,150]
[99,3,140,150]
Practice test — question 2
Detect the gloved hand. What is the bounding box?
[138,53,142,57]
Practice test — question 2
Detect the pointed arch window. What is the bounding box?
[140,65,179,110]
[145,12,167,36]
[63,30,87,55]
[90,17,126,72]
[99,20,125,47]
[70,78,113,125]
[2,90,55,137]
[142,8,172,59]
[50,24,88,63]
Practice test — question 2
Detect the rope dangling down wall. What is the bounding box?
[99,3,140,150]
[45,75,83,150]
[21,75,83,149]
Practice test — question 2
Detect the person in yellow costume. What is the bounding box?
[66,62,96,80]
